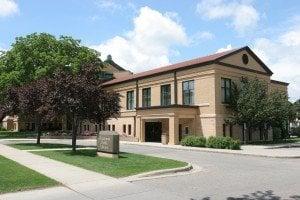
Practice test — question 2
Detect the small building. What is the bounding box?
[102,46,288,144]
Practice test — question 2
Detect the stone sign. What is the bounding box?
[97,131,119,158]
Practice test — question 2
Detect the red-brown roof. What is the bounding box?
[103,46,271,86]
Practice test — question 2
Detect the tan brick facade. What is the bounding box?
[103,47,288,144]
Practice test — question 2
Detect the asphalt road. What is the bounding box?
[120,144,300,200]
[1,139,300,200]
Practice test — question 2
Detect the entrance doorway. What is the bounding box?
[145,122,162,142]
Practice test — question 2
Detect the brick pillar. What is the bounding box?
[169,116,179,145]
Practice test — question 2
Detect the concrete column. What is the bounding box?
[136,117,141,142]
[169,116,179,145]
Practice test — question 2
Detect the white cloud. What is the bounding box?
[91,6,188,72]
[196,0,259,34]
[0,0,18,17]
[190,31,215,45]
[94,0,121,10]
[252,26,300,101]
[216,44,233,53]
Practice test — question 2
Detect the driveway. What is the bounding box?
[1,139,300,200]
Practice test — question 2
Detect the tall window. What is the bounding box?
[126,91,134,110]
[123,124,126,133]
[161,84,171,106]
[221,78,232,103]
[128,124,132,135]
[142,88,151,107]
[182,80,194,105]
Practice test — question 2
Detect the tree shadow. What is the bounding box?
[191,190,300,200]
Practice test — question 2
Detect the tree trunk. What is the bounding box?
[35,116,42,145]
[71,116,79,152]
[248,126,252,142]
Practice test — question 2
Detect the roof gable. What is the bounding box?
[216,46,273,75]
[103,46,273,86]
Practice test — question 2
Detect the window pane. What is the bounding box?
[183,80,194,105]
[221,88,226,103]
[161,84,171,106]
[127,91,134,110]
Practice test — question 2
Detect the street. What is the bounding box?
[1,140,300,200]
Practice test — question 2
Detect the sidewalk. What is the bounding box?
[2,138,300,158]
[0,143,180,200]
[121,141,300,158]
[0,144,119,186]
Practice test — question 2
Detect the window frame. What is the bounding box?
[128,124,132,135]
[160,84,171,106]
[142,87,151,108]
[126,90,134,110]
[123,124,126,133]
[182,80,194,105]
[221,78,232,104]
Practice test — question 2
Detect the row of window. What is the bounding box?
[126,78,232,110]
[126,80,196,110]
[83,124,132,135]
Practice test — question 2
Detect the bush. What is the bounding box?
[206,136,240,150]
[181,136,206,147]
[291,127,300,137]
[0,126,6,131]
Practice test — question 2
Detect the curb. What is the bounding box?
[122,163,193,182]
[121,141,300,159]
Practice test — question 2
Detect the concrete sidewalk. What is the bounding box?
[120,141,300,158]
[0,143,186,200]
[2,138,300,158]
[0,144,117,186]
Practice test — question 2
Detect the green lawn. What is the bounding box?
[0,155,58,194]
[34,149,187,178]
[9,143,86,150]
[0,131,37,139]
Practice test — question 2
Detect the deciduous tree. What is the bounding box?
[42,65,120,151]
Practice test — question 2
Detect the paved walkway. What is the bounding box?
[121,141,300,158]
[0,144,144,200]
[0,143,183,200]
[3,138,300,158]
[1,140,300,199]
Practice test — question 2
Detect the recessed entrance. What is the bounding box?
[145,122,162,142]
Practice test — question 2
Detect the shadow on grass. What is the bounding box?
[62,149,129,159]
[194,190,300,200]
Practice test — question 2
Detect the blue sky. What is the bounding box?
[0,0,299,100]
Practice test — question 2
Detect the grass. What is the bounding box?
[34,149,187,178]
[0,155,58,194]
[0,131,37,139]
[8,143,87,150]
[247,137,300,145]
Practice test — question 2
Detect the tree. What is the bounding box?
[294,99,300,119]
[2,79,48,144]
[268,92,296,139]
[0,33,103,143]
[228,77,296,141]
[227,78,269,141]
[42,65,120,151]
[0,33,102,99]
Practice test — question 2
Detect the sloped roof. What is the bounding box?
[103,46,273,86]
[103,55,127,72]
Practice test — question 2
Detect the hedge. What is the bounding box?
[206,136,240,150]
[181,136,206,147]
[181,135,240,150]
